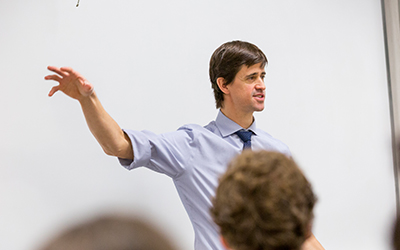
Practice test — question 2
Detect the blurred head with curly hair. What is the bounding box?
[38,214,177,250]
[210,150,316,250]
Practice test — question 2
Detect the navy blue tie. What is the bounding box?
[235,130,253,150]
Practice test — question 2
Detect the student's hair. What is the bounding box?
[211,150,316,250]
[38,214,177,250]
[209,40,268,109]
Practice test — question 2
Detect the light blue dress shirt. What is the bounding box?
[119,111,291,250]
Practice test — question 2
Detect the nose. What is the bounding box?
[255,77,266,90]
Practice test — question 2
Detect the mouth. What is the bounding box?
[253,93,265,101]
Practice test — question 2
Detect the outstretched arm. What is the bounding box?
[45,66,133,160]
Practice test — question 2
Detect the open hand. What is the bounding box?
[44,66,94,101]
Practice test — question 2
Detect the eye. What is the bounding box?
[246,75,257,81]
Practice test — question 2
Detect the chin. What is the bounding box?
[254,106,265,112]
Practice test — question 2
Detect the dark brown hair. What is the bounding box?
[209,41,268,109]
[211,151,316,250]
[39,214,177,250]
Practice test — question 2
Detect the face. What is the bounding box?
[225,63,266,115]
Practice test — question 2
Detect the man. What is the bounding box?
[211,150,317,250]
[38,214,177,250]
[45,40,322,249]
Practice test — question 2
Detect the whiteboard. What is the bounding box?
[0,0,395,249]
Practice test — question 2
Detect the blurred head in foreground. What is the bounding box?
[38,214,177,250]
[211,150,316,250]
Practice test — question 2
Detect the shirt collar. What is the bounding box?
[215,110,258,138]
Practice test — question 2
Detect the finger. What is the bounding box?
[48,86,60,97]
[60,67,77,76]
[47,66,68,77]
[44,74,63,82]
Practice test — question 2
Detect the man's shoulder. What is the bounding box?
[173,121,222,141]
[255,128,287,144]
[177,122,215,133]
[254,128,274,137]
[254,128,291,156]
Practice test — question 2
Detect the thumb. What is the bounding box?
[48,86,60,97]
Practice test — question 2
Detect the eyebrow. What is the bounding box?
[246,72,266,78]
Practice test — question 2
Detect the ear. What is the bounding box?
[220,235,231,250]
[217,77,230,95]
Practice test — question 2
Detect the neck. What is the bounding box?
[220,107,254,129]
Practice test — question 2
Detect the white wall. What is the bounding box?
[0,0,395,249]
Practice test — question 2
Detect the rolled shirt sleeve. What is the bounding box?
[118,127,194,178]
